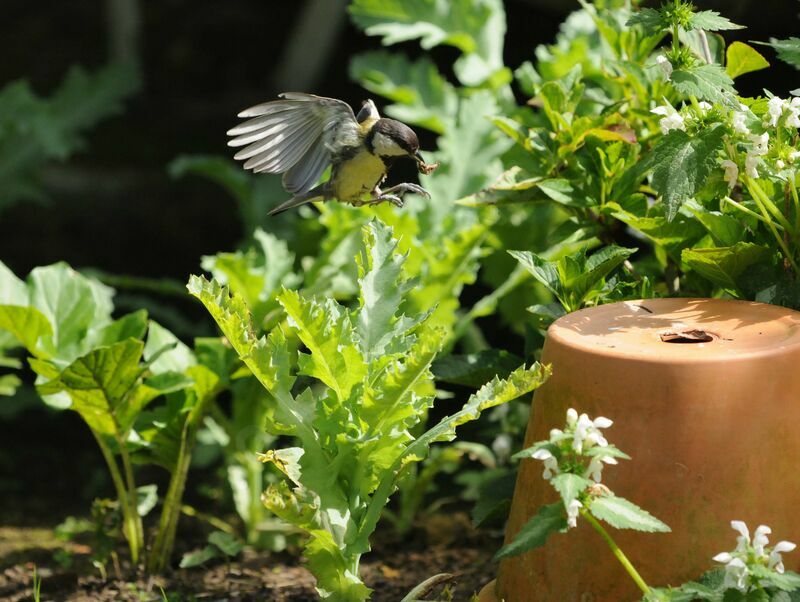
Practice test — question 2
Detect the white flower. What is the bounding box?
[776,159,786,170]
[492,434,512,463]
[752,525,771,555]
[767,96,785,127]
[731,520,751,551]
[566,499,583,529]
[745,153,760,179]
[721,159,739,189]
[732,111,750,135]
[750,132,769,156]
[531,448,559,480]
[787,98,800,129]
[768,541,797,573]
[722,557,749,591]
[698,101,712,113]
[790,151,800,163]
[570,411,612,453]
[656,55,673,79]
[586,454,618,482]
[651,104,686,135]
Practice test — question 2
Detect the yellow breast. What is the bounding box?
[332,148,387,202]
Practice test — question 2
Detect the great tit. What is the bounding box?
[227,92,438,216]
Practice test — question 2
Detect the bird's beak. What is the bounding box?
[413,150,425,164]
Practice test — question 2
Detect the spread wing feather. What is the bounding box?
[228,92,360,195]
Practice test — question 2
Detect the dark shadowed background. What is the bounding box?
[1,0,797,283]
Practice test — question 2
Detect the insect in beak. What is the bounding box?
[413,150,440,176]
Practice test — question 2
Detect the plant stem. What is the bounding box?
[581,510,652,597]
[722,197,785,231]
[92,431,142,564]
[745,177,800,273]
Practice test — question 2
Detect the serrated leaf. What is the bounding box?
[689,11,743,32]
[494,502,567,560]
[682,243,772,293]
[760,37,800,70]
[589,495,670,532]
[349,0,506,87]
[671,64,736,105]
[349,51,456,133]
[551,473,593,505]
[626,8,668,34]
[650,126,727,220]
[726,42,769,79]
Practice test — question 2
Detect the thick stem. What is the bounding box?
[745,177,799,273]
[581,510,652,597]
[116,434,145,563]
[93,431,141,564]
[147,424,194,573]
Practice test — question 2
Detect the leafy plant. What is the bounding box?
[179,530,244,568]
[189,220,550,600]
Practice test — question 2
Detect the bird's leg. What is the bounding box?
[381,182,431,199]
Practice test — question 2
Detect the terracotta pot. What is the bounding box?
[496,298,800,602]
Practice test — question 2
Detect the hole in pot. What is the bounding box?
[660,330,714,343]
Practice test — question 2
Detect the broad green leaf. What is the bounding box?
[551,473,593,505]
[37,338,150,436]
[682,243,772,293]
[589,495,670,532]
[726,42,769,79]
[278,289,366,402]
[0,261,27,304]
[494,502,567,560]
[670,64,736,105]
[626,8,667,34]
[606,202,706,259]
[432,350,524,388]
[349,0,506,87]
[689,11,743,32]
[92,310,148,348]
[349,52,456,133]
[758,37,800,70]
[650,126,727,220]
[0,305,52,355]
[144,321,195,374]
[684,200,745,247]
[179,545,217,568]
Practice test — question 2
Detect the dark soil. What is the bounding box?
[0,514,499,601]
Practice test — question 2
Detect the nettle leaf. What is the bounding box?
[650,125,727,220]
[551,473,593,505]
[349,51,457,134]
[589,495,670,532]
[494,502,567,560]
[349,0,506,87]
[689,11,743,32]
[682,243,772,293]
[726,42,769,79]
[278,289,366,402]
[671,64,736,105]
[626,8,668,34]
[760,37,800,70]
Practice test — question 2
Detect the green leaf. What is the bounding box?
[626,8,668,35]
[750,565,800,592]
[671,64,736,105]
[650,126,727,220]
[726,42,769,79]
[689,11,743,32]
[144,321,195,374]
[0,305,52,355]
[207,531,243,558]
[179,545,218,568]
[136,484,159,517]
[494,502,567,560]
[92,310,149,348]
[349,51,456,133]
[37,339,151,436]
[432,350,524,388]
[0,373,22,396]
[682,243,772,293]
[551,473,593,505]
[758,38,800,70]
[588,495,670,532]
[278,289,366,402]
[355,221,413,361]
[684,200,745,247]
[348,0,506,87]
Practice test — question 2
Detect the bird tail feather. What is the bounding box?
[267,184,328,216]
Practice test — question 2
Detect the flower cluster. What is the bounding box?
[712,520,797,592]
[650,101,712,136]
[526,408,623,529]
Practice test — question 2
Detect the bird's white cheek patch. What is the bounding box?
[372,132,408,157]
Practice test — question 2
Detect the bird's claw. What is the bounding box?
[384,183,431,199]
[367,194,404,208]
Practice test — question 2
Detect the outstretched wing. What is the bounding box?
[227,92,361,195]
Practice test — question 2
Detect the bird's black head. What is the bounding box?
[366,118,425,164]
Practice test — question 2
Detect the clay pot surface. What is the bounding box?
[498,298,800,601]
